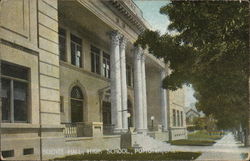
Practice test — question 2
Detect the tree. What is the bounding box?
[135,1,249,133]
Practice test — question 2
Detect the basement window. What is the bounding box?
[2,150,14,158]
[23,148,34,155]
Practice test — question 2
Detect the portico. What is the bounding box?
[109,31,148,133]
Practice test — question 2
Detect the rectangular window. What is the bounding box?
[181,111,183,126]
[59,28,66,61]
[71,34,82,67]
[91,45,100,74]
[2,150,14,158]
[102,52,110,78]
[1,62,29,123]
[177,110,180,127]
[23,148,34,155]
[173,109,176,127]
[126,65,133,87]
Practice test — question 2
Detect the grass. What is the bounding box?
[188,130,224,141]
[168,130,223,146]
[170,139,215,146]
[52,151,201,160]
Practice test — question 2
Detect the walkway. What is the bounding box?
[195,133,248,160]
[165,133,249,160]
[135,132,249,160]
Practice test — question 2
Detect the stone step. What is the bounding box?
[133,133,171,151]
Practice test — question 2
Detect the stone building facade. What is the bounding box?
[0,0,186,160]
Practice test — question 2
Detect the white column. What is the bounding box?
[141,53,148,130]
[134,47,144,132]
[120,36,128,131]
[110,31,122,132]
[161,70,168,131]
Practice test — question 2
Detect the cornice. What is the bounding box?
[77,0,138,42]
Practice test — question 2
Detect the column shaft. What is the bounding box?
[161,70,168,131]
[141,53,148,130]
[120,36,128,131]
[134,47,144,131]
[110,31,122,132]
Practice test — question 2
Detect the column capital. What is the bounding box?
[119,36,128,49]
[109,30,122,46]
[133,46,143,60]
[141,53,146,61]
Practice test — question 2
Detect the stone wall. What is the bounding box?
[0,0,41,160]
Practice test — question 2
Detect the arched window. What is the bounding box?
[70,86,84,123]
[71,86,83,99]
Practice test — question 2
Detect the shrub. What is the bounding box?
[170,139,215,146]
[52,151,201,160]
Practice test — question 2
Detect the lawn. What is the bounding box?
[188,130,224,141]
[168,130,223,146]
[52,151,201,160]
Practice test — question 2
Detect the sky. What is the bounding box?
[134,0,197,107]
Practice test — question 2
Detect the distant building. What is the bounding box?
[186,108,201,125]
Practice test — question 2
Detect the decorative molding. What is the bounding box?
[109,30,121,46]
[0,38,38,56]
[60,61,110,82]
[119,36,128,49]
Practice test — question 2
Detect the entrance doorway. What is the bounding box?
[128,99,133,128]
[70,86,84,123]
[102,101,111,125]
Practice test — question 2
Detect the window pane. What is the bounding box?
[91,45,100,54]
[59,37,66,61]
[71,34,82,67]
[91,53,95,72]
[14,81,28,122]
[107,60,110,78]
[1,78,10,122]
[59,28,66,61]
[71,34,82,45]
[103,53,110,78]
[71,86,83,99]
[2,62,28,80]
[71,42,76,65]
[77,46,82,67]
[96,54,100,74]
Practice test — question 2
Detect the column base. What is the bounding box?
[135,128,148,134]
[162,128,169,132]
[121,128,129,133]
[113,128,123,134]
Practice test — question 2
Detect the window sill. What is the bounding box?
[1,123,40,129]
[60,61,110,82]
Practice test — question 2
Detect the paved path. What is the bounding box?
[136,132,249,160]
[195,133,248,160]
[165,133,249,160]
